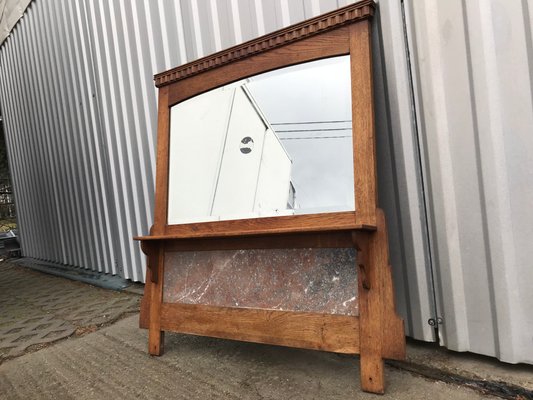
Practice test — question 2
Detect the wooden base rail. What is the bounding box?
[159,303,359,354]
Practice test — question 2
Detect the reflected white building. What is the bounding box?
[168,82,293,225]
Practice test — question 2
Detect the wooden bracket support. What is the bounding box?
[352,232,370,290]
[140,234,160,284]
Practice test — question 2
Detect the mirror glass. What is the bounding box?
[167,55,354,225]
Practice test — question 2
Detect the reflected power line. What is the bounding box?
[272,120,352,140]
[276,128,351,133]
[271,120,352,125]
[279,135,351,140]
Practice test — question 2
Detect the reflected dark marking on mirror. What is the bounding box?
[239,137,254,154]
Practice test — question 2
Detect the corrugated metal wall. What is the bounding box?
[1,0,531,363]
[0,0,125,278]
[404,0,533,363]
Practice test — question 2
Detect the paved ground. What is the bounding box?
[0,259,531,399]
[0,261,139,361]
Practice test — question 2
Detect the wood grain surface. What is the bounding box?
[160,303,360,354]
[350,20,377,227]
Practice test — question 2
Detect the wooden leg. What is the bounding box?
[374,210,406,362]
[355,209,405,394]
[139,266,151,329]
[149,329,164,356]
[148,246,165,356]
[360,353,384,394]
[357,231,385,394]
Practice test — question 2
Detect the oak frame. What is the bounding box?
[136,0,405,394]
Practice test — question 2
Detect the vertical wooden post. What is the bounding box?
[148,245,165,355]
[350,19,377,228]
[356,209,406,393]
[356,231,384,394]
[153,86,171,236]
[376,210,406,361]
[147,85,169,354]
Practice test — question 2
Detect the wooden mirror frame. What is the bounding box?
[136,0,405,394]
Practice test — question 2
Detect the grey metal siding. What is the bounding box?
[373,0,436,342]
[404,0,533,363]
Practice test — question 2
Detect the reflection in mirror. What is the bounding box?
[167,56,353,225]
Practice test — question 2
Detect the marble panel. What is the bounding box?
[163,248,358,316]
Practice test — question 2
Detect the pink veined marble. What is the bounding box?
[163,248,358,316]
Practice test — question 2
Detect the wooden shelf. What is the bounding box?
[135,211,376,242]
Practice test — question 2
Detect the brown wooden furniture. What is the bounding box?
[136,0,405,394]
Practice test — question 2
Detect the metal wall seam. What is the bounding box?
[116,0,155,233]
[66,0,102,270]
[86,0,133,278]
[110,0,153,280]
[42,0,78,266]
[404,0,533,363]
[0,40,29,255]
[3,38,31,255]
[72,0,107,271]
[59,0,92,269]
[51,0,86,267]
[79,0,119,274]
[0,33,24,252]
[39,1,71,265]
[22,6,55,262]
[372,0,436,341]
[101,0,140,278]
[30,3,65,263]
[9,20,41,258]
[9,29,32,257]
[85,0,163,280]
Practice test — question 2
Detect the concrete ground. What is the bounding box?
[1,260,532,400]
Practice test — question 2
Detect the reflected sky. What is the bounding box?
[246,55,354,212]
